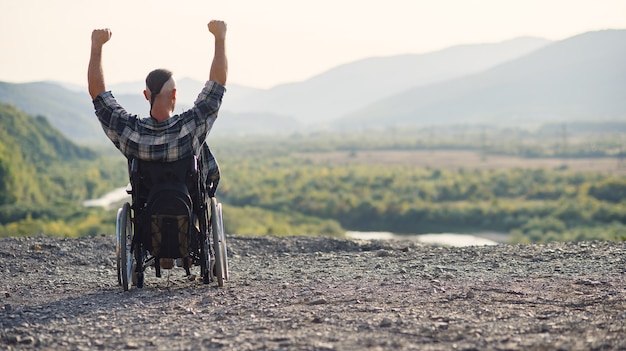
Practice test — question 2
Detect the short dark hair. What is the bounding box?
[145,68,173,106]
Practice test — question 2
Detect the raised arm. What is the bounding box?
[88,28,112,100]
[208,20,228,86]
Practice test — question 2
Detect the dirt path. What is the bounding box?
[1,235,625,350]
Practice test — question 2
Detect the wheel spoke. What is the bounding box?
[211,198,224,287]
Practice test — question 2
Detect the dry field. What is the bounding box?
[300,150,626,176]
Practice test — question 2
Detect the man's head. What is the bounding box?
[143,68,177,120]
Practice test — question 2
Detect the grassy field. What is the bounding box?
[299,149,626,176]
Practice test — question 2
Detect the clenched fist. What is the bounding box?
[208,20,226,40]
[91,28,112,47]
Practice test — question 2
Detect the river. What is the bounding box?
[82,186,129,209]
[345,231,505,247]
[84,187,508,246]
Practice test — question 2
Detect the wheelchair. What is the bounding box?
[115,155,229,291]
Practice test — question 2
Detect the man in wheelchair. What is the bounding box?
[88,20,229,290]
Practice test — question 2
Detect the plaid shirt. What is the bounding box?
[93,80,225,187]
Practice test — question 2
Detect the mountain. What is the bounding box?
[8,31,624,142]
[211,111,302,136]
[0,78,297,142]
[0,81,106,145]
[0,103,96,205]
[0,103,95,164]
[336,29,626,128]
[224,37,551,125]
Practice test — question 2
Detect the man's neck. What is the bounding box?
[150,109,171,122]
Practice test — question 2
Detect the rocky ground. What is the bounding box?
[1,234,625,351]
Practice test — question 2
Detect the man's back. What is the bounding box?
[88,20,228,193]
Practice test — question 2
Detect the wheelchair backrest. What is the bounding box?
[129,156,200,258]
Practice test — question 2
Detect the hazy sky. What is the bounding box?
[0,0,624,89]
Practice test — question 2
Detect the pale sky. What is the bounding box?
[0,0,624,89]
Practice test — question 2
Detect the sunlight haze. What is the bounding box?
[0,0,624,89]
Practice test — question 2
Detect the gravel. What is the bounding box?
[1,235,625,350]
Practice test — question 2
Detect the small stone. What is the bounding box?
[19,336,36,345]
[376,250,392,257]
[380,317,393,327]
[125,340,140,349]
[308,298,328,306]
[6,334,20,344]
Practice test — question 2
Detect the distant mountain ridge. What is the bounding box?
[224,37,551,125]
[0,81,106,145]
[336,29,626,127]
[2,30,625,143]
[108,36,552,132]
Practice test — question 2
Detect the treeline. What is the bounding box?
[217,156,626,243]
[0,154,127,237]
[210,123,626,159]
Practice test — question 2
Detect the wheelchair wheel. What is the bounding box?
[116,202,133,291]
[115,208,123,286]
[211,198,226,287]
[217,202,229,280]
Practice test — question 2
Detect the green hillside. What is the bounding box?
[0,103,92,206]
[0,103,127,236]
[0,104,95,164]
